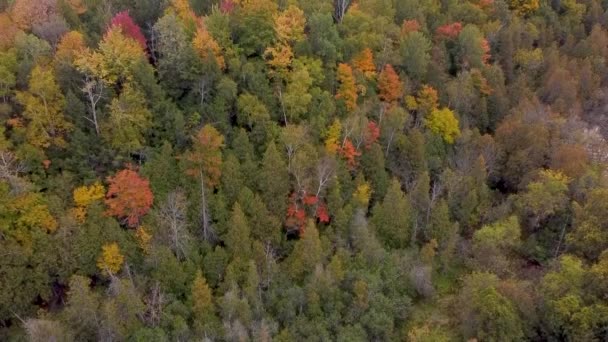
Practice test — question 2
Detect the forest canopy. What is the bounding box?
[1,0,608,340]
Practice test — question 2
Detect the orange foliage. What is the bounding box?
[170,0,198,29]
[274,5,306,43]
[336,63,358,111]
[264,43,293,73]
[185,125,225,188]
[340,139,361,169]
[436,22,463,39]
[352,48,376,79]
[378,64,403,105]
[401,19,421,36]
[10,0,57,30]
[482,38,491,64]
[193,22,225,69]
[105,169,154,227]
[55,31,86,63]
[0,14,18,50]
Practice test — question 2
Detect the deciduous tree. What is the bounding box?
[105,169,154,227]
[16,64,72,149]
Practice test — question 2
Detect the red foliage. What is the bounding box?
[316,203,330,223]
[105,169,154,227]
[436,22,462,39]
[364,121,380,149]
[220,0,235,14]
[110,11,147,50]
[286,192,331,231]
[303,194,318,205]
[340,139,361,169]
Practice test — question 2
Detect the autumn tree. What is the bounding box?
[352,48,376,79]
[105,169,154,227]
[10,0,57,30]
[72,182,105,222]
[183,125,224,240]
[508,0,540,15]
[97,242,124,275]
[336,63,358,111]
[110,11,147,51]
[193,21,225,69]
[378,64,403,105]
[191,270,219,337]
[274,5,306,44]
[75,26,147,85]
[425,107,461,144]
[16,64,73,149]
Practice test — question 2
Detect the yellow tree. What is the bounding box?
[324,119,342,155]
[75,26,147,85]
[16,64,73,149]
[508,0,540,15]
[425,107,461,144]
[97,242,124,275]
[72,182,105,222]
[274,5,306,44]
[336,63,357,111]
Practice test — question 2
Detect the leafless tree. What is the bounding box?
[81,76,104,136]
[156,190,191,259]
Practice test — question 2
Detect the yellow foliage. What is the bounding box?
[73,182,105,208]
[15,65,72,149]
[11,192,58,234]
[70,206,87,223]
[324,119,342,155]
[405,95,418,111]
[97,242,124,275]
[274,5,306,43]
[75,27,146,85]
[425,107,461,144]
[353,182,372,208]
[336,63,358,111]
[72,182,105,223]
[508,0,540,15]
[135,225,152,253]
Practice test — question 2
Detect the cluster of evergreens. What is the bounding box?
[1,0,608,340]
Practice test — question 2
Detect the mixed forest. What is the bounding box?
[2,0,608,340]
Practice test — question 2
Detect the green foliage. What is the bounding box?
[2,0,608,340]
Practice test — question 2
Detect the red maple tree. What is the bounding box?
[364,121,380,149]
[105,169,154,227]
[110,11,147,51]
